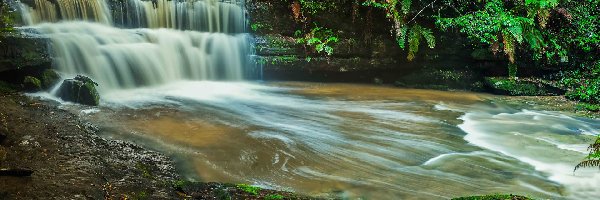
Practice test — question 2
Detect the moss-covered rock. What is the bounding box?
[484,77,565,96]
[394,68,485,91]
[22,76,42,92]
[57,75,100,106]
[40,69,60,90]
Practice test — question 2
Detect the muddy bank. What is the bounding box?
[0,88,318,200]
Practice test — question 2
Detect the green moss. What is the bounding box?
[40,69,60,89]
[452,194,534,200]
[575,102,600,112]
[236,184,261,196]
[23,76,42,91]
[395,68,484,91]
[135,162,152,179]
[484,77,562,96]
[265,194,285,200]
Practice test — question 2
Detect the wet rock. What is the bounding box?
[23,76,42,92]
[0,168,34,177]
[0,131,6,143]
[0,146,6,161]
[0,32,51,73]
[57,75,100,106]
[40,69,61,90]
[484,77,565,96]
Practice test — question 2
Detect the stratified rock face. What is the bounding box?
[0,30,51,73]
[57,75,100,106]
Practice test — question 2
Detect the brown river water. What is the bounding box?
[49,81,600,199]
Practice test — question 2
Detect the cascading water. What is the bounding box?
[19,0,246,33]
[18,0,252,91]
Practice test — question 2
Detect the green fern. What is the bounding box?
[363,0,435,60]
[401,0,412,15]
[406,25,435,61]
[396,25,408,49]
[575,136,600,171]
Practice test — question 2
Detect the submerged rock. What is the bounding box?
[23,76,42,92]
[57,75,100,106]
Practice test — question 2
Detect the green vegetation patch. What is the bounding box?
[236,184,261,196]
[23,76,42,92]
[453,194,534,200]
[484,77,563,96]
[265,194,285,200]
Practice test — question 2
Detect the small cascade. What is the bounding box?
[19,0,246,33]
[19,0,112,25]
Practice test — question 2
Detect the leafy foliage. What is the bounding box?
[363,0,437,60]
[575,135,600,171]
[0,1,14,33]
[437,0,565,65]
[236,184,261,196]
[559,61,600,104]
[297,0,337,14]
[296,24,339,56]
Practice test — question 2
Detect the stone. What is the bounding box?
[0,146,6,161]
[0,168,34,177]
[40,69,61,90]
[23,76,42,92]
[484,77,565,96]
[57,75,100,106]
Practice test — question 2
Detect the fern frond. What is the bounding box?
[407,25,422,61]
[421,27,436,49]
[396,25,408,49]
[401,0,412,15]
[507,24,524,43]
[502,31,516,63]
[575,159,600,172]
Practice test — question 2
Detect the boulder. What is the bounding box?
[40,69,60,90]
[57,75,100,106]
[22,76,42,92]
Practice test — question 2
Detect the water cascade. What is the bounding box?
[18,0,252,91]
[19,0,246,33]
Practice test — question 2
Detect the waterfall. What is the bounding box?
[17,0,254,92]
[19,0,246,33]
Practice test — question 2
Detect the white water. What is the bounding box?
[34,22,251,91]
[20,0,253,92]
[457,108,600,199]
[19,0,246,33]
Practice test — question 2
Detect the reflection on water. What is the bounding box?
[75,81,599,199]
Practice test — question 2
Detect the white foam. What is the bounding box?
[459,109,600,199]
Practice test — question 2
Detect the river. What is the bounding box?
[54,81,599,199]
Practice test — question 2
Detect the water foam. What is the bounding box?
[458,109,600,199]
